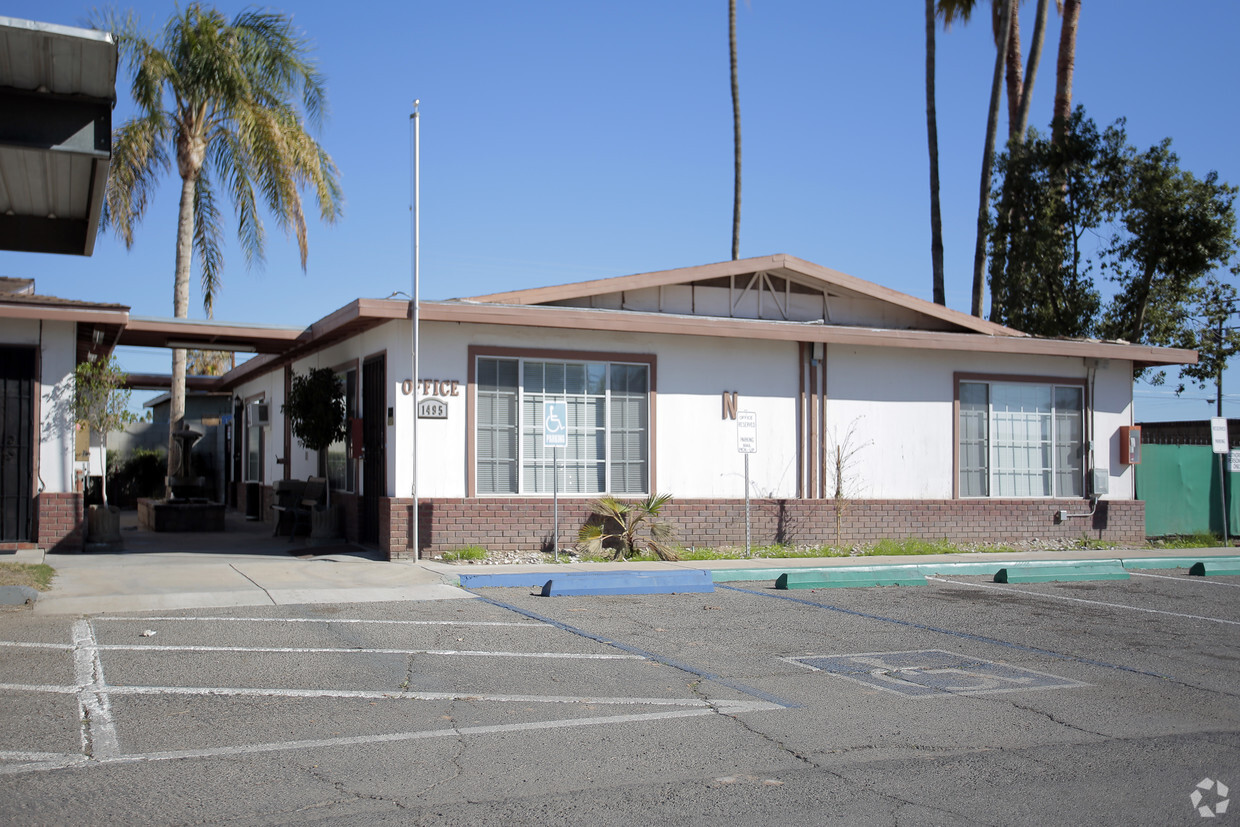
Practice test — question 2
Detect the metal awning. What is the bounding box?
[0,16,117,256]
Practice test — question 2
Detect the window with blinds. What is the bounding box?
[958,379,1084,498]
[476,357,649,495]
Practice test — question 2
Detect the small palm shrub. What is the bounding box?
[577,494,680,561]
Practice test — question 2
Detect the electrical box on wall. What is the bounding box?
[1092,468,1109,495]
[1119,425,1141,464]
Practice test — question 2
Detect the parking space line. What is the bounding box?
[71,620,119,761]
[928,577,1240,626]
[0,682,721,706]
[0,641,72,650]
[0,706,786,777]
[94,644,642,659]
[1129,571,1240,588]
[719,584,1172,681]
[96,616,545,627]
[472,594,802,709]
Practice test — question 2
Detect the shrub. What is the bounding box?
[577,494,679,561]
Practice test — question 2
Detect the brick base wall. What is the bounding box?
[379,496,1145,560]
[36,493,84,552]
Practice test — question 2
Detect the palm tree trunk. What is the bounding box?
[730,0,741,261]
[1004,3,1023,139]
[1052,0,1080,146]
[1013,0,1050,139]
[167,173,196,496]
[970,0,1013,317]
[926,0,945,305]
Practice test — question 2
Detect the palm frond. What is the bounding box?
[192,171,224,317]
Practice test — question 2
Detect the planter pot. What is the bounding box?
[309,504,342,544]
[86,504,122,548]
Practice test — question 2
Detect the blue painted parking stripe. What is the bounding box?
[718,584,1175,683]
[470,593,801,709]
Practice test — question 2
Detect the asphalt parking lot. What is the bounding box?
[0,567,1237,825]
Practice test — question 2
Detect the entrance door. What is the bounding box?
[0,347,36,542]
[360,354,386,544]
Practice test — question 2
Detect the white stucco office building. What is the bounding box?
[199,254,1193,558]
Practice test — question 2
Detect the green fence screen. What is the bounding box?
[1137,444,1238,538]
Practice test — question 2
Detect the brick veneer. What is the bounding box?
[380,496,1145,560]
[36,492,84,552]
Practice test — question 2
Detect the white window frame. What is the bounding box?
[473,354,651,497]
[956,374,1086,499]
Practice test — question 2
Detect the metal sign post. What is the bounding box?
[545,401,567,560]
[1212,418,1230,542]
[737,411,757,556]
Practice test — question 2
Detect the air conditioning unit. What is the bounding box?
[249,401,270,427]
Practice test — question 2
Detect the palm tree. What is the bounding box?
[729,0,742,260]
[100,5,342,493]
[1052,0,1080,146]
[925,0,945,304]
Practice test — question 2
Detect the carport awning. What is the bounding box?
[0,16,117,257]
[119,316,306,355]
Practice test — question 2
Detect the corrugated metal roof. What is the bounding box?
[0,16,117,256]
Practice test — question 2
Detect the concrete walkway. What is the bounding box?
[5,509,1237,615]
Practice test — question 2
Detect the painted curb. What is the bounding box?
[1189,560,1240,577]
[995,563,1129,583]
[776,570,927,589]
[540,570,714,597]
[1123,555,1240,570]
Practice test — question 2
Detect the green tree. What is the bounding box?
[1162,274,1240,413]
[100,4,343,494]
[988,109,1112,337]
[283,367,347,457]
[1099,139,1237,348]
[74,357,139,507]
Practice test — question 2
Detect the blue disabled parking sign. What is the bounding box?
[544,400,567,448]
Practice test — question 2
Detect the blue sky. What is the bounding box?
[3,1,1238,420]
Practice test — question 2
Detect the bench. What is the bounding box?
[271,477,327,540]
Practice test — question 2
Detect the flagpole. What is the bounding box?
[410,100,421,558]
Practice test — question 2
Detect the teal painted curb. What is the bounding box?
[714,559,1124,584]
[540,570,714,597]
[1122,555,1240,570]
[775,570,926,589]
[1189,560,1240,577]
[995,563,1129,584]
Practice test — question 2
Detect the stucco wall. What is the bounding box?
[224,318,1138,507]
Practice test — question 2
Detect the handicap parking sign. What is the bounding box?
[544,400,567,448]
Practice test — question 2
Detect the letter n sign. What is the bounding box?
[722,391,738,420]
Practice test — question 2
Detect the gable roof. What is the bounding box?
[463,254,1026,338]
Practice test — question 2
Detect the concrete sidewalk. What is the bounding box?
[4,510,1236,615]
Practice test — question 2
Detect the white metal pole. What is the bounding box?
[744,453,751,556]
[410,101,421,557]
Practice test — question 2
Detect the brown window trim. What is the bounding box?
[466,345,657,497]
[952,372,1089,500]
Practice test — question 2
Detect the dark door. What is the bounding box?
[228,397,243,508]
[361,354,386,544]
[0,347,36,542]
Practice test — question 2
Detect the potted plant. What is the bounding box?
[74,356,138,548]
[282,367,347,539]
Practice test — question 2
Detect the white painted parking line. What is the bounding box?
[94,644,642,659]
[1130,571,1240,588]
[97,616,546,627]
[71,620,119,760]
[0,703,782,777]
[0,641,72,650]
[928,577,1240,626]
[0,683,725,707]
